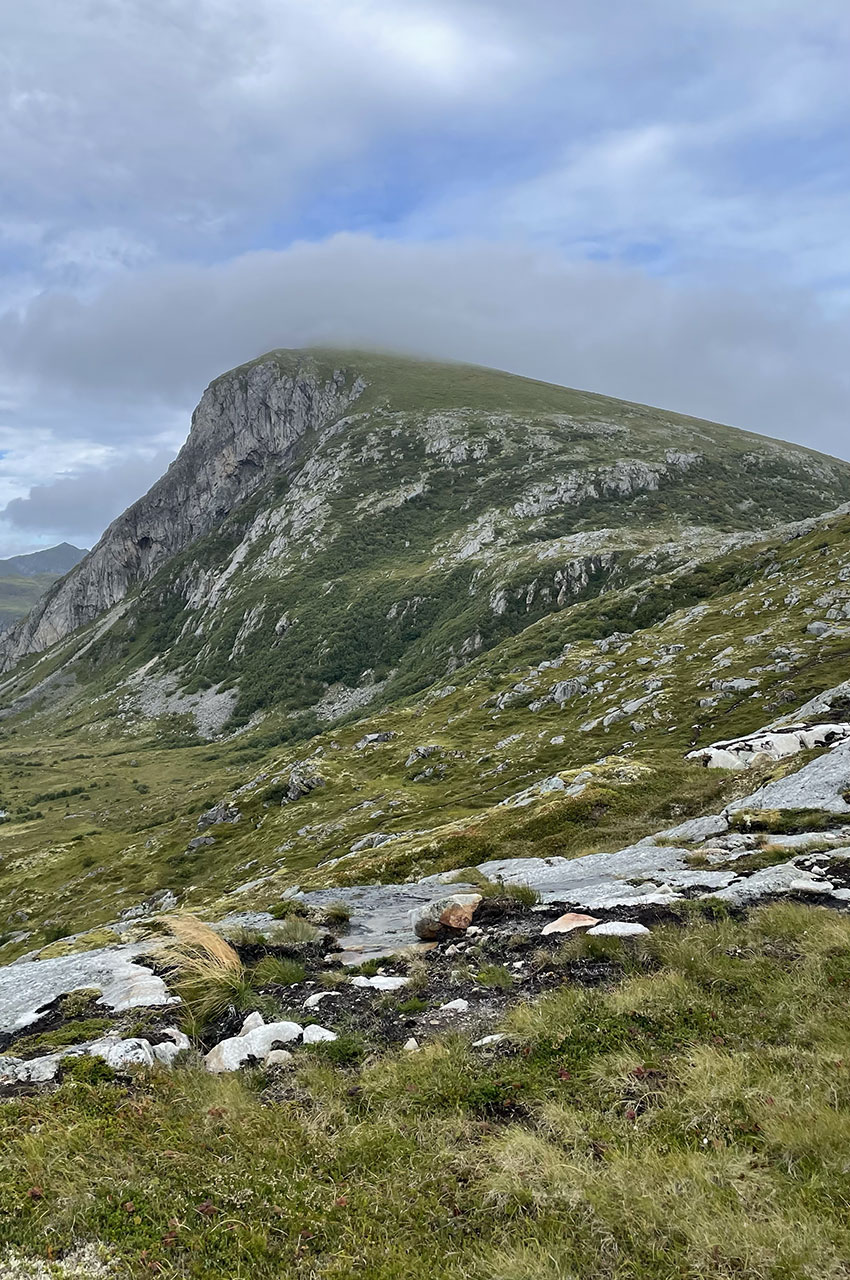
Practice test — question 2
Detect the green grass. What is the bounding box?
[251,956,306,987]
[4,904,850,1277]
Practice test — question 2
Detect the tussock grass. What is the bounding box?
[323,899,352,926]
[156,914,252,1024]
[251,955,305,987]
[451,869,541,906]
[265,915,319,945]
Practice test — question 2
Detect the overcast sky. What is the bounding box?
[2,1,850,554]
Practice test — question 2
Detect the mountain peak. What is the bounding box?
[2,351,850,693]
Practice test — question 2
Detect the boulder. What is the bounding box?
[412,893,482,939]
[204,1020,303,1073]
[350,975,408,991]
[302,1025,337,1044]
[152,1028,191,1065]
[266,1049,294,1067]
[198,803,242,830]
[789,878,834,894]
[586,921,650,937]
[439,998,469,1013]
[88,1035,156,1069]
[238,1011,265,1035]
[303,990,340,1009]
[541,912,599,936]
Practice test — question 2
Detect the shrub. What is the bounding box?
[63,1055,117,1085]
[304,1033,365,1067]
[477,963,514,990]
[270,898,309,920]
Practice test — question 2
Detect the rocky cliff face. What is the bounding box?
[0,357,364,671]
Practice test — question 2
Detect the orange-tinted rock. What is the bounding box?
[540,912,600,936]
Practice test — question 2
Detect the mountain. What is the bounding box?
[0,543,86,579]
[0,542,86,632]
[0,344,849,939]
[2,350,848,729]
[3,351,850,1276]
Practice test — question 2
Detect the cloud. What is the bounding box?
[3,0,850,556]
[0,450,175,548]
[2,233,850,460]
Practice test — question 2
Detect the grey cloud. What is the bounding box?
[2,234,849,459]
[1,451,175,546]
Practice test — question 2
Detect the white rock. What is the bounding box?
[439,998,469,1013]
[303,990,340,1009]
[89,1036,156,1069]
[350,975,408,991]
[473,1033,506,1047]
[0,945,176,1036]
[789,878,834,894]
[152,1028,191,1066]
[239,1011,265,1035]
[466,926,483,937]
[266,1049,294,1066]
[302,1024,338,1044]
[204,1020,303,1072]
[586,921,650,937]
[0,1053,63,1085]
[403,1037,420,1051]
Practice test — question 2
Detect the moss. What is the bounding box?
[7,1018,114,1058]
[36,928,121,960]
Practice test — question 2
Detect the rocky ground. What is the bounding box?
[4,706,849,1093]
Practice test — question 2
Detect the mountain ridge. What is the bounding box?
[0,543,86,634]
[2,350,849,724]
[0,543,85,579]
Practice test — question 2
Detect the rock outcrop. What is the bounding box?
[0,355,364,671]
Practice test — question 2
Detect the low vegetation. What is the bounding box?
[3,903,850,1278]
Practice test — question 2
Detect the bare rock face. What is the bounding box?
[0,357,365,672]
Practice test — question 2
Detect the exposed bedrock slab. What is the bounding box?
[0,945,175,1036]
[222,881,480,963]
[476,842,736,909]
[726,739,850,815]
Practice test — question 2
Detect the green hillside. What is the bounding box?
[2,353,850,1280]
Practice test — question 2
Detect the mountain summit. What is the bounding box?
[2,350,849,728]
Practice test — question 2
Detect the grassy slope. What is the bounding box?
[3,903,850,1278]
[1,510,849,957]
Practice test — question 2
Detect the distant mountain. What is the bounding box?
[0,542,86,579]
[0,543,86,632]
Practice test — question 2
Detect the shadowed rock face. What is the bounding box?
[0,358,364,671]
